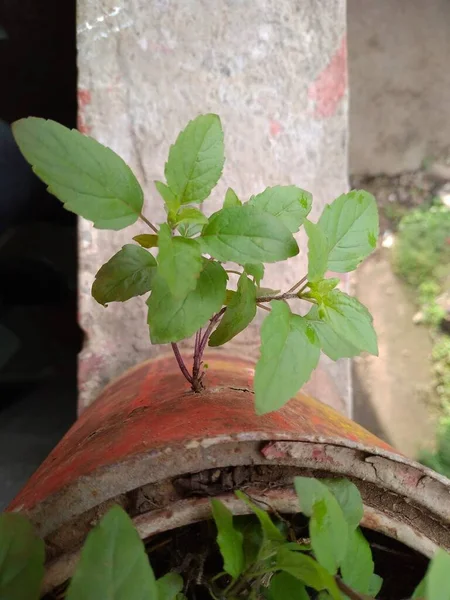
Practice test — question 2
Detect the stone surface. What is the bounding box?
[77,0,350,413]
[348,0,450,175]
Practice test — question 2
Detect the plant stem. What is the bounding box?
[225,269,242,276]
[335,578,373,600]
[191,329,203,392]
[257,303,271,312]
[140,213,158,233]
[256,292,300,303]
[171,343,193,385]
[286,275,308,294]
[199,308,227,356]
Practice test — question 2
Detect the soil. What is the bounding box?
[350,171,443,457]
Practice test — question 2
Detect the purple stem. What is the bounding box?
[171,343,193,384]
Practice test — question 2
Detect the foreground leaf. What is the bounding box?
[13,118,144,230]
[209,274,256,346]
[155,180,179,212]
[92,245,157,306]
[223,187,242,208]
[305,306,361,360]
[318,190,379,272]
[66,506,157,600]
[157,223,203,298]
[156,573,184,600]
[426,549,450,600]
[304,220,328,283]
[165,114,224,204]
[368,573,383,597]
[133,234,159,248]
[148,259,227,343]
[248,186,312,232]
[294,477,348,574]
[269,571,310,600]
[255,302,320,414]
[0,513,45,600]
[322,479,364,531]
[341,529,374,594]
[321,290,378,356]
[211,499,244,579]
[275,547,340,600]
[201,205,299,264]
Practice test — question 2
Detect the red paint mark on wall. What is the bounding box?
[77,89,92,134]
[269,120,282,137]
[308,36,347,118]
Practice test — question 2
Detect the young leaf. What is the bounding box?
[148,259,227,343]
[269,571,310,600]
[426,549,450,600]
[255,302,320,415]
[155,180,180,212]
[211,499,245,579]
[174,207,208,227]
[178,222,204,238]
[209,274,256,346]
[157,223,203,298]
[156,573,184,600]
[248,186,312,233]
[92,245,157,306]
[66,505,157,600]
[133,234,159,248]
[322,479,364,531]
[275,547,340,600]
[235,491,285,543]
[341,528,374,594]
[318,190,379,272]
[0,513,45,600]
[244,263,264,285]
[304,220,328,283]
[309,278,340,295]
[294,477,348,575]
[305,306,361,361]
[201,205,299,265]
[165,114,224,205]
[13,118,144,230]
[224,187,242,208]
[321,290,378,356]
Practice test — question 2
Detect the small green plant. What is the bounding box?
[1,477,448,599]
[12,114,379,414]
[393,206,450,288]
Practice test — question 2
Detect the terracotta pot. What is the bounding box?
[7,354,450,594]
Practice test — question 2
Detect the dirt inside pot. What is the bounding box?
[44,513,427,600]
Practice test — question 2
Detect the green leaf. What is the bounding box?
[322,479,364,530]
[341,529,374,594]
[427,550,450,600]
[133,234,159,248]
[255,301,320,414]
[244,263,264,285]
[309,278,340,295]
[304,220,328,283]
[155,180,180,212]
[178,222,204,238]
[157,223,203,298]
[66,506,157,600]
[305,306,361,361]
[201,205,299,265]
[174,207,208,227]
[148,259,227,343]
[235,491,285,543]
[294,477,348,575]
[224,187,242,208]
[269,572,310,600]
[234,517,264,568]
[156,573,184,600]
[282,542,312,552]
[317,190,379,272]
[368,573,383,597]
[165,114,224,205]
[209,274,256,346]
[211,499,244,579]
[92,245,157,306]
[275,547,341,600]
[12,118,143,230]
[0,513,45,600]
[321,290,378,356]
[257,287,281,298]
[248,186,312,232]
[413,574,427,599]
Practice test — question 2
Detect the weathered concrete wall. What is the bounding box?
[348,0,450,175]
[77,0,350,413]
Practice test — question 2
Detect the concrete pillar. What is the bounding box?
[77,0,350,414]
